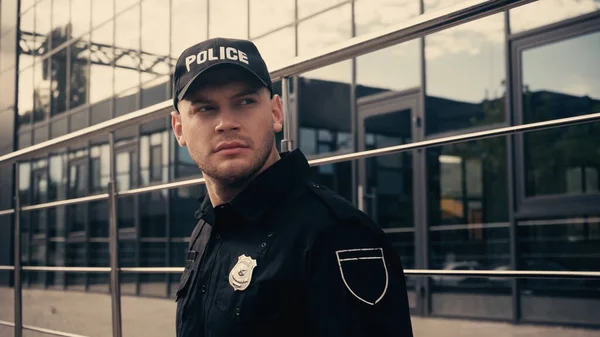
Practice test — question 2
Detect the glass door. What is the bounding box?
[357,90,424,315]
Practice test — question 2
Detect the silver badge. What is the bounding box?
[229,254,257,291]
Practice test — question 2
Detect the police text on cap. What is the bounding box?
[185,47,249,72]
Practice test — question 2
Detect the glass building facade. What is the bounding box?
[0,0,599,334]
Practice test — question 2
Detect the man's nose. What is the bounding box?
[215,108,241,133]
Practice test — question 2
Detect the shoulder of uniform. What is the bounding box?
[302,180,378,231]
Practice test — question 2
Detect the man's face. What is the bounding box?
[171,67,283,185]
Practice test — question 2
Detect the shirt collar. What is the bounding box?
[195,148,311,224]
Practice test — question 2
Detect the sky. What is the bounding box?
[5,0,600,115]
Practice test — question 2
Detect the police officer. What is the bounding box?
[170,37,414,337]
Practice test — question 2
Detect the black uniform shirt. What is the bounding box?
[175,149,414,337]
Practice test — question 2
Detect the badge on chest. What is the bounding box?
[229,254,257,291]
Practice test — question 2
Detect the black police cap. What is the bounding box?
[172,37,273,112]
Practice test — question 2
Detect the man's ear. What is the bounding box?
[171,111,187,147]
[271,94,283,133]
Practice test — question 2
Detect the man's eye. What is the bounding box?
[194,105,213,113]
[239,98,255,105]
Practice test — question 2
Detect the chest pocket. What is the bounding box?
[213,229,280,322]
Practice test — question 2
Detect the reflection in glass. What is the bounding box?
[518,216,600,324]
[19,9,35,70]
[91,144,110,193]
[355,0,420,98]
[297,62,352,157]
[297,3,351,56]
[89,241,110,292]
[49,153,67,201]
[141,0,170,84]
[140,244,167,296]
[209,0,248,39]
[427,136,511,318]
[297,0,347,19]
[252,27,295,68]
[115,6,140,95]
[52,0,70,39]
[510,1,599,34]
[171,0,207,60]
[18,67,34,126]
[32,159,49,204]
[425,14,505,135]
[92,0,114,27]
[1,24,17,71]
[70,36,90,110]
[35,0,52,57]
[141,130,169,185]
[90,21,114,103]
[34,61,51,122]
[249,0,294,38]
[71,0,91,38]
[140,192,167,237]
[50,47,68,116]
[521,31,600,197]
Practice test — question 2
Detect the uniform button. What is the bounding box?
[215,233,221,239]
[267,232,273,237]
[313,183,320,188]
[201,285,206,293]
[261,242,266,248]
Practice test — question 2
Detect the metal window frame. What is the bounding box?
[510,12,600,220]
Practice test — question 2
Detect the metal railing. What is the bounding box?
[1,0,599,336]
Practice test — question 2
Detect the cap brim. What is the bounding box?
[177,61,271,104]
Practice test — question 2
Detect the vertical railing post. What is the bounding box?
[280,77,294,152]
[13,165,22,337]
[108,132,123,337]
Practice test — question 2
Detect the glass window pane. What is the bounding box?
[21,0,35,13]
[50,46,68,116]
[71,35,90,109]
[140,192,167,237]
[1,0,18,32]
[518,216,600,325]
[117,0,139,13]
[35,0,52,56]
[49,152,67,201]
[249,0,294,38]
[90,21,114,104]
[141,0,170,86]
[209,0,248,39]
[522,31,600,197]
[354,0,420,97]
[252,27,295,69]
[92,0,114,27]
[510,1,599,34]
[1,27,17,71]
[171,0,207,60]
[428,136,511,319]
[33,60,51,122]
[297,3,351,56]
[425,14,505,135]
[52,0,70,43]
[71,0,91,38]
[19,9,35,70]
[18,67,34,126]
[115,6,140,95]
[355,0,420,36]
[297,0,347,19]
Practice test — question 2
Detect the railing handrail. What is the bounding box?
[0,0,533,167]
[0,111,598,214]
[1,265,598,279]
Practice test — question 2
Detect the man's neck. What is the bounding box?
[204,148,281,207]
